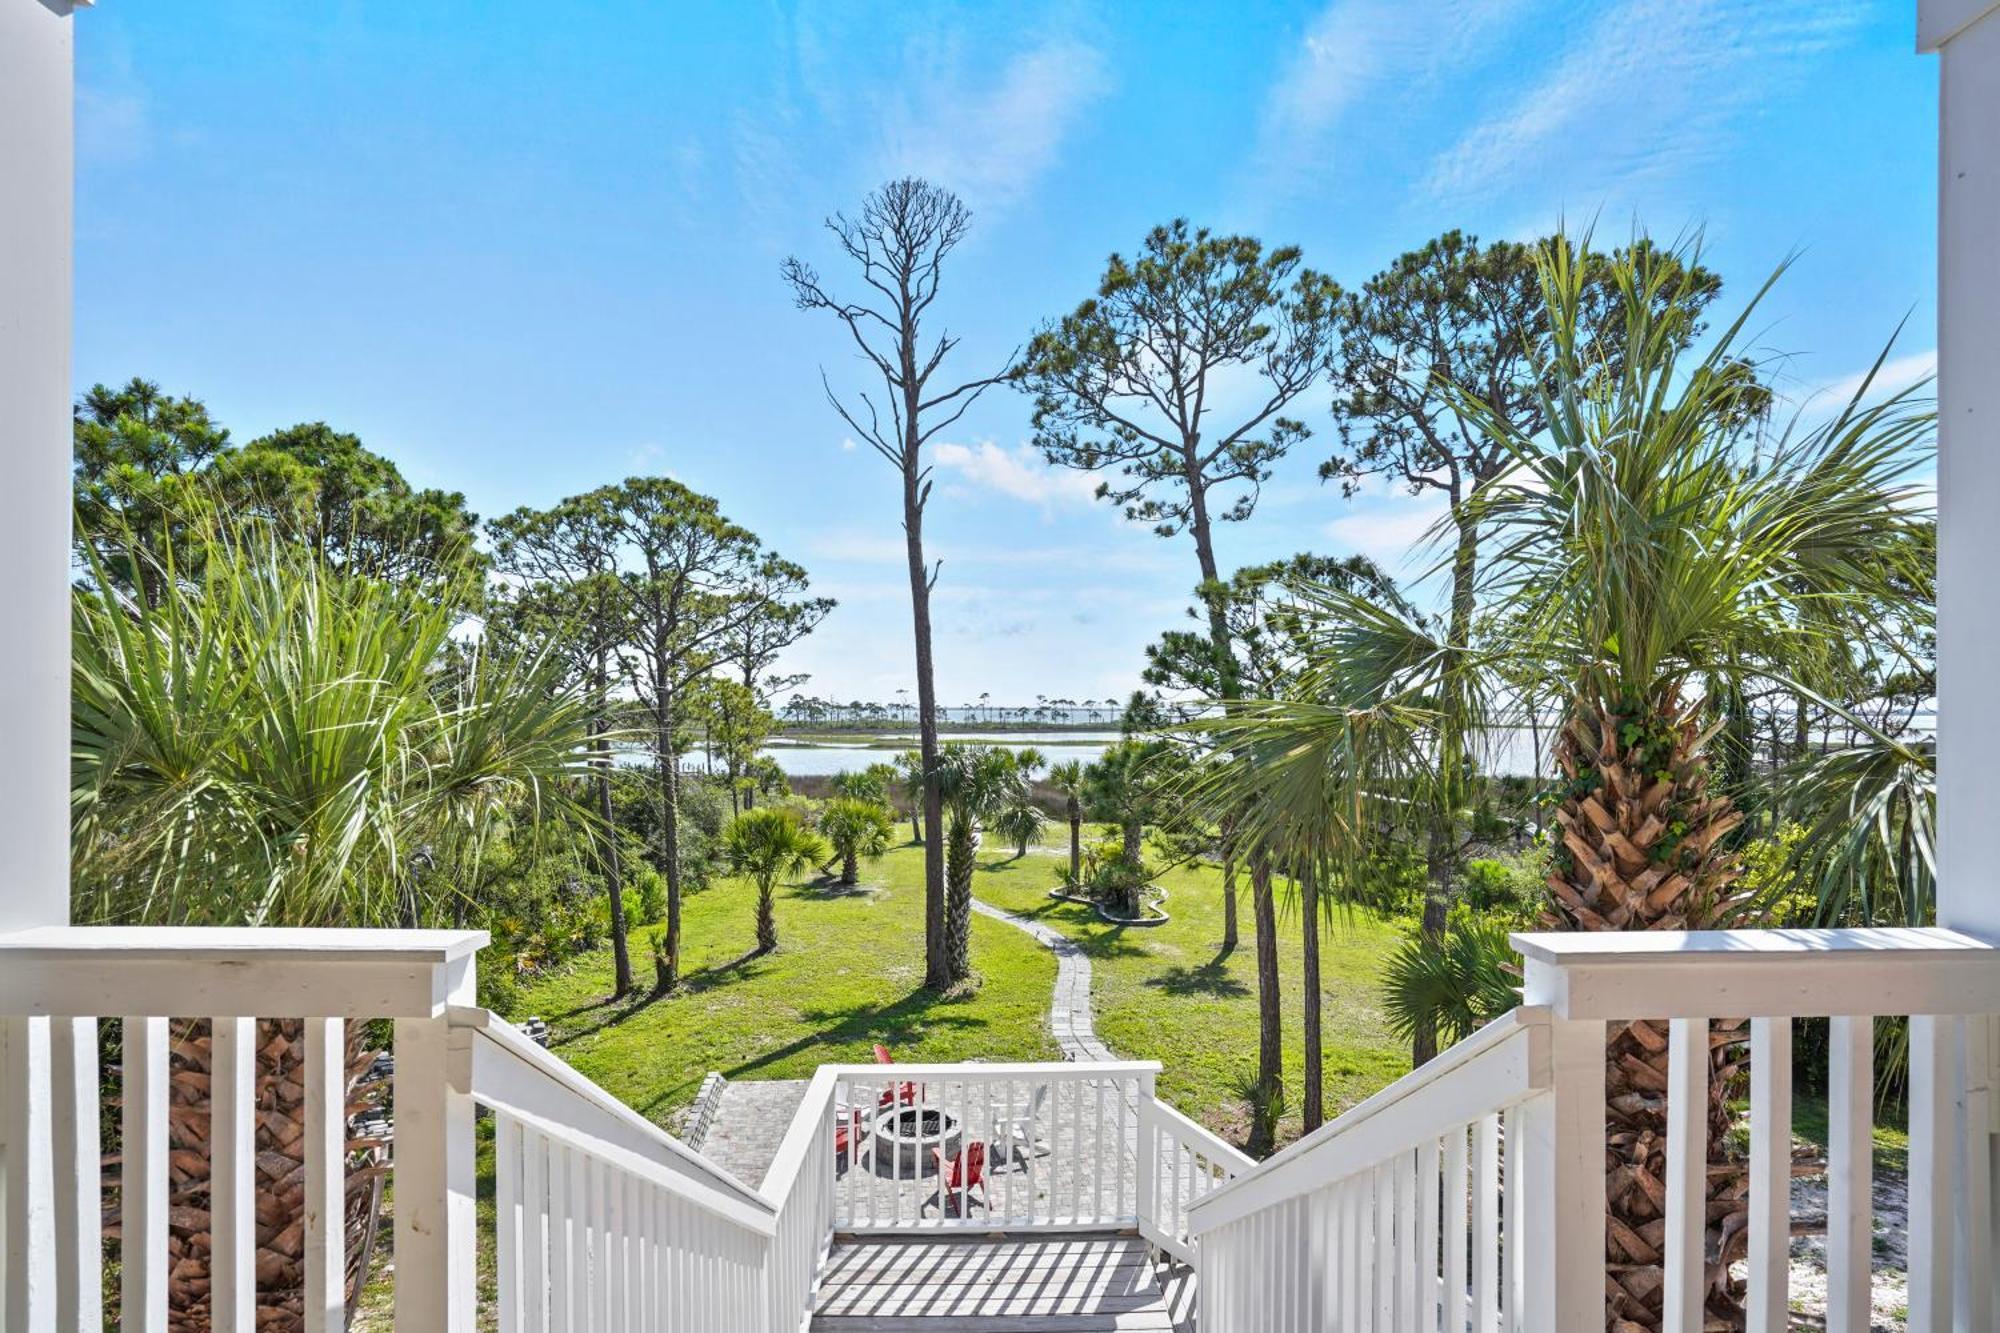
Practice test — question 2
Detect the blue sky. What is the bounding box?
[74,1,1938,708]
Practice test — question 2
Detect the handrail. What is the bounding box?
[1513,925,2000,1019]
[759,1066,840,1211]
[493,1100,778,1236]
[1185,1005,1551,1237]
[449,1005,772,1212]
[1144,1094,1256,1177]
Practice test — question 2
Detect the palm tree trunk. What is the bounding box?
[152,1018,385,1332]
[756,880,778,952]
[1550,688,1751,1329]
[842,848,859,885]
[944,813,974,980]
[1300,863,1323,1132]
[1249,849,1282,1155]
[1066,801,1081,884]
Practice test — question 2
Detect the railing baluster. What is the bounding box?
[206,1018,252,1333]
[1826,1015,1873,1333]
[2,1017,56,1333]
[547,1141,571,1333]
[1342,1174,1364,1333]
[1662,1018,1709,1333]
[1375,1161,1395,1330]
[1909,1014,1958,1331]
[51,1015,104,1333]
[496,1113,522,1333]
[303,1016,345,1333]
[122,1015,169,1333]
[1499,1105,1522,1333]
[569,1143,591,1333]
[1959,1014,1995,1327]
[1443,1124,1468,1333]
[1417,1136,1440,1333]
[524,1132,548,1333]
[1747,1017,1792,1333]
[1398,1148,1419,1332]
[1471,1112,1499,1333]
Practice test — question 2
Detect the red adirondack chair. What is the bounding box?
[833,1104,868,1172]
[928,1140,988,1217]
[872,1043,920,1108]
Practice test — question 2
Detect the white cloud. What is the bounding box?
[1422,0,1867,208]
[932,440,1100,512]
[1791,349,1937,416]
[868,36,1109,214]
[1323,498,1449,573]
[1248,0,1529,204]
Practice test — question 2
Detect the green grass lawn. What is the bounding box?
[504,826,1410,1151]
[503,841,1061,1127]
[971,829,1410,1146]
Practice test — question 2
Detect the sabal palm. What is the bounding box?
[896,750,926,844]
[723,807,829,952]
[933,745,1021,977]
[1201,234,1930,1328]
[1047,759,1087,883]
[72,511,596,928]
[819,798,895,886]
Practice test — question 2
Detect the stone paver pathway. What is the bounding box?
[697,1077,809,1188]
[972,898,1113,1062]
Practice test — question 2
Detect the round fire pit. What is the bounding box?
[868,1105,961,1178]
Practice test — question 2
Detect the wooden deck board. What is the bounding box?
[811,1235,1195,1332]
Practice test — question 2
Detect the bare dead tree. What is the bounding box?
[782,178,1007,990]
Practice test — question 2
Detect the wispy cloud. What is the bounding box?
[1423,0,1867,208]
[754,10,1109,227]
[1248,0,1530,205]
[1792,348,1937,414]
[1323,498,1449,573]
[869,36,1110,214]
[933,440,1100,512]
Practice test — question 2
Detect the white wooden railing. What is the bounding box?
[1187,925,2000,1333]
[0,926,1249,1333]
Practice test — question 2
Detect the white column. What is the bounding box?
[1929,0,2000,936]
[0,0,78,932]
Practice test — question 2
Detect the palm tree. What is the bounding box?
[991,798,1049,859]
[895,750,926,843]
[723,807,829,952]
[1047,760,1087,884]
[933,745,1020,976]
[1083,739,1172,868]
[72,508,596,1327]
[819,798,895,885]
[1198,234,1930,1324]
[1011,745,1047,781]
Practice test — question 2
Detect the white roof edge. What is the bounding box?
[1919,0,2000,50]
